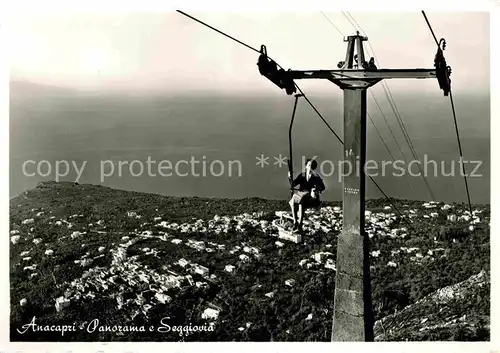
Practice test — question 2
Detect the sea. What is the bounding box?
[9,82,491,204]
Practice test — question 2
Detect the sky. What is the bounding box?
[6,11,490,95]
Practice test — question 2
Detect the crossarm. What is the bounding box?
[288,68,437,80]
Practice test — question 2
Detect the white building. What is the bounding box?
[239,254,250,262]
[55,297,71,312]
[194,265,209,276]
[325,259,336,271]
[387,261,397,268]
[371,250,381,258]
[155,293,172,304]
[447,214,457,222]
[202,308,220,320]
[313,252,333,263]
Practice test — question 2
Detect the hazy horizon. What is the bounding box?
[7,11,490,95]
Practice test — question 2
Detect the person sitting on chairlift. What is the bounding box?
[288,159,326,232]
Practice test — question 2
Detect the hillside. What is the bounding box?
[374,270,490,341]
[9,80,82,100]
[10,181,490,341]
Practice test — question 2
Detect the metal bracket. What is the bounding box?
[434,38,451,96]
[257,44,296,95]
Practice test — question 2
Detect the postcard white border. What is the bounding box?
[1,0,497,352]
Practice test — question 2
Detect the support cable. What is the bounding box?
[368,112,397,162]
[320,11,345,37]
[370,91,411,164]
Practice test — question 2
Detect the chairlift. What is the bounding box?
[272,94,324,243]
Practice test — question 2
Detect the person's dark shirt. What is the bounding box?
[291,172,326,193]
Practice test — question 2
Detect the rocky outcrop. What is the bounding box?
[374,270,490,341]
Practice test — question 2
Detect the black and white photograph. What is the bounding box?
[7,9,492,343]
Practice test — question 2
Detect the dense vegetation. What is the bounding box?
[10,182,490,341]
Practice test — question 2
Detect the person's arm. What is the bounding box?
[316,176,326,193]
[291,173,303,188]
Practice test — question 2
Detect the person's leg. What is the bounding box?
[289,198,298,229]
[298,193,313,232]
[297,204,304,231]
